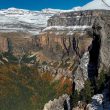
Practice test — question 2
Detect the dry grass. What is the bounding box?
[0,64,72,110]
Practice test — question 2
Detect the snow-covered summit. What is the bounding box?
[0,7,79,35]
[0,7,35,15]
[42,7,82,13]
[0,0,110,35]
[82,0,110,10]
[0,8,62,35]
[41,8,66,14]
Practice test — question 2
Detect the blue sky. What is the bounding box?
[0,0,92,10]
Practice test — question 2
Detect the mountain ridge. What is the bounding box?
[0,0,110,35]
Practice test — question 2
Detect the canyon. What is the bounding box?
[0,0,110,110]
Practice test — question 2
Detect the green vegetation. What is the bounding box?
[71,69,107,107]
[71,90,79,107]
[70,80,94,108]
[0,64,59,110]
[97,69,106,93]
[0,52,72,110]
[79,80,94,103]
[0,52,36,64]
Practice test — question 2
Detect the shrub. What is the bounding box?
[0,65,57,110]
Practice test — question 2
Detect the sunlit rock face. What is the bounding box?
[48,10,110,27]
[43,94,69,110]
[0,32,36,55]
[74,52,89,90]
[0,35,8,52]
[38,30,92,60]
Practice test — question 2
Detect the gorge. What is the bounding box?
[0,0,110,110]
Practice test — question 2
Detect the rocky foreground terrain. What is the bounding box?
[0,0,110,110]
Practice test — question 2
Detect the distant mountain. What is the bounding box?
[0,0,110,35]
[0,8,81,35]
[0,8,64,35]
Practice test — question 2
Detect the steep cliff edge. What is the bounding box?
[41,10,110,110]
[38,10,110,69]
[48,10,110,27]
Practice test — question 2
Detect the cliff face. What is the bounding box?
[98,16,110,69]
[38,31,92,60]
[0,32,36,55]
[0,35,8,52]
[48,10,110,26]
[37,10,110,68]
[42,10,110,110]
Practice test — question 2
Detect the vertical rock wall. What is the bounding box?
[0,36,8,52]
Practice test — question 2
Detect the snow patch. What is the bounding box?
[43,26,92,31]
[82,0,110,10]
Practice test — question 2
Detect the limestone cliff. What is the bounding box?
[48,10,110,27]
[40,10,110,110]
[0,32,37,55]
[37,10,110,69]
[0,35,8,52]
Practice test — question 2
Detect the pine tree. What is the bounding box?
[80,80,94,103]
[71,90,79,107]
[97,69,106,93]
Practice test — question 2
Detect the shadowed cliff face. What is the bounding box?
[0,32,38,55]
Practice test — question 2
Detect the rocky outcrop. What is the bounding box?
[39,65,73,79]
[87,82,110,110]
[87,94,104,110]
[43,94,69,110]
[74,52,89,90]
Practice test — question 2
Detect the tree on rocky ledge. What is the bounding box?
[79,80,94,104]
[7,38,13,54]
[71,90,79,107]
